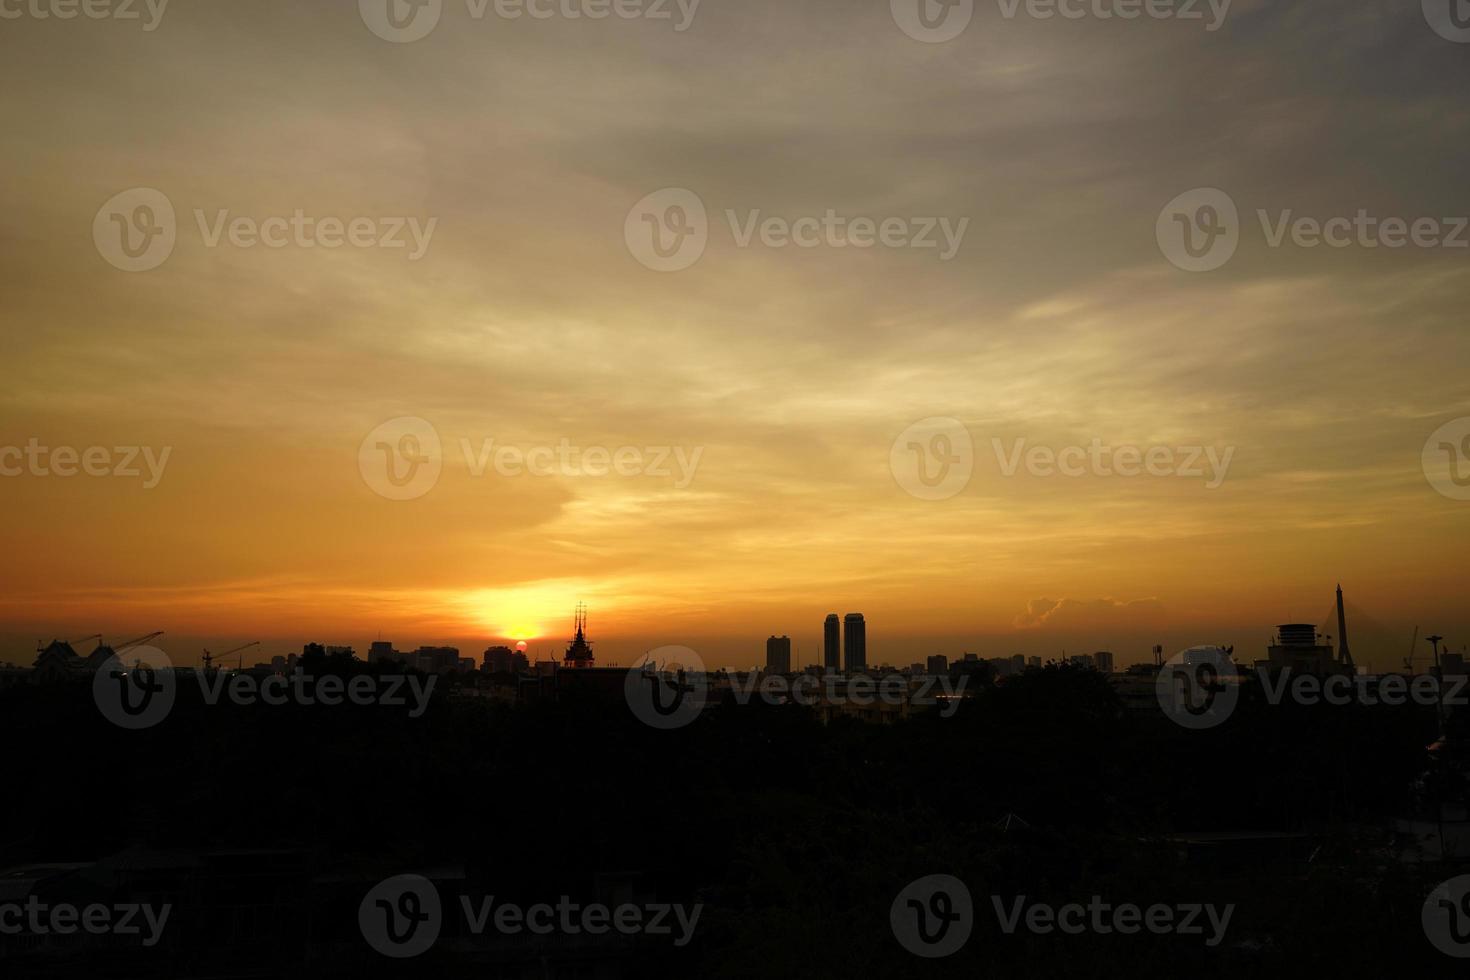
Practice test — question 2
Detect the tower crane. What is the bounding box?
[202,641,260,671]
[114,631,164,652]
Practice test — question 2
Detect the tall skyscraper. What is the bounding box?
[1094,650,1115,673]
[823,614,840,672]
[766,635,792,674]
[843,613,866,673]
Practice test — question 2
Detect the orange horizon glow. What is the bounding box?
[1,5,1467,671]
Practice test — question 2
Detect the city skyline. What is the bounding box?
[4,582,1448,675]
[3,3,1469,679]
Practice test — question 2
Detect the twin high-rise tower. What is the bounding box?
[823,614,840,671]
[821,612,866,673]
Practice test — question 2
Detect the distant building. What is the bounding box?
[1069,653,1095,670]
[31,640,89,684]
[1260,624,1341,676]
[1094,651,1115,674]
[927,654,949,674]
[1010,654,1026,674]
[413,647,461,673]
[766,635,792,674]
[843,613,867,673]
[1028,656,1042,669]
[823,614,841,672]
[482,645,529,674]
[367,641,407,666]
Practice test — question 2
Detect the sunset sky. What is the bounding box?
[2,0,1468,670]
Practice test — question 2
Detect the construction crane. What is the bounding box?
[1403,626,1420,672]
[202,641,260,671]
[71,633,103,648]
[114,631,164,652]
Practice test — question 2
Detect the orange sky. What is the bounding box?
[2,1,1468,670]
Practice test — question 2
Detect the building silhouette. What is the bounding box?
[1263,624,1340,676]
[823,614,840,672]
[766,635,791,674]
[843,613,866,672]
[563,603,594,668]
[483,644,530,674]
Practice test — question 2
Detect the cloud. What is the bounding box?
[1015,597,1167,631]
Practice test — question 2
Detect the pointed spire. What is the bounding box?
[1336,584,1354,672]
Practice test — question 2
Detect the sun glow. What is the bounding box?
[457,580,603,641]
